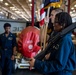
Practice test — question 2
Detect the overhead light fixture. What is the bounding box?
[12,9,17,11]
[5,3,9,6]
[0,0,3,2]
[10,7,13,9]
[15,11,21,14]
[0,11,3,14]
[70,11,72,14]
[30,4,32,6]
[71,7,74,10]
[71,13,76,17]
[29,0,31,2]
[10,7,17,10]
[74,5,76,7]
[35,11,37,13]
[11,16,16,19]
[73,10,75,13]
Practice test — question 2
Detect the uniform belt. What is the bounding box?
[2,48,8,51]
[2,48,12,50]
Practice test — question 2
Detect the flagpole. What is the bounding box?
[43,7,50,49]
[40,0,45,50]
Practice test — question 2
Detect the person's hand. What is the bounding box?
[28,58,35,67]
[44,16,49,23]
[45,53,51,60]
[11,55,15,60]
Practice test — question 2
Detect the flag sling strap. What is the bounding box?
[35,23,76,60]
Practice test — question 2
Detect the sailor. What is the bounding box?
[0,23,17,75]
[29,12,76,75]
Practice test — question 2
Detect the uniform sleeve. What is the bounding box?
[34,37,72,74]
[12,34,17,47]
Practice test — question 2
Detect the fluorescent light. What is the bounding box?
[70,11,72,14]
[11,16,16,19]
[74,5,76,7]
[71,7,74,10]
[10,7,17,10]
[73,10,75,13]
[15,11,21,14]
[35,11,37,13]
[0,0,3,2]
[0,11,3,14]
[30,4,32,6]
[5,3,9,6]
[11,8,16,10]
[10,7,14,9]
[29,0,31,2]
[71,14,74,17]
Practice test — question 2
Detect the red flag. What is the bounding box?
[40,4,45,27]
